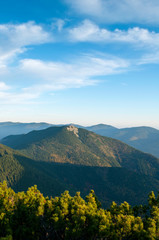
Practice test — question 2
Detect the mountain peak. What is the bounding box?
[66,125,79,137]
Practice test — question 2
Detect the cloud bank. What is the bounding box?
[68,20,159,48]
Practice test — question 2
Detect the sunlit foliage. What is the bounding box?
[0,182,159,240]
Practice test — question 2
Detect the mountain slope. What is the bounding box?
[18,162,159,207]
[1,121,159,158]
[0,144,24,185]
[0,143,159,207]
[0,144,67,196]
[86,124,159,158]
[2,125,159,178]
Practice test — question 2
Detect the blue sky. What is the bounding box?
[0,0,159,128]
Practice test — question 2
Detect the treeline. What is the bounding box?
[0,182,159,240]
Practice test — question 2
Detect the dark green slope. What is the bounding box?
[29,161,159,207]
[0,144,159,207]
[0,144,68,196]
[0,144,24,185]
[2,125,159,178]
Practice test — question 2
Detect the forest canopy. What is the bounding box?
[0,181,159,240]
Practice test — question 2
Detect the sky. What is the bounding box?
[0,0,159,128]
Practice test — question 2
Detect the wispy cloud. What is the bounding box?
[19,55,129,88]
[0,82,10,91]
[68,20,159,48]
[0,21,52,67]
[138,52,159,65]
[0,91,39,105]
[66,0,103,17]
[0,80,41,105]
[51,19,66,32]
[66,0,159,24]
[0,54,129,104]
[1,18,158,105]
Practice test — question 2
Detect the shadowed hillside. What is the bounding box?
[0,143,159,207]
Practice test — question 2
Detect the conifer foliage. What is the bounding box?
[0,181,159,240]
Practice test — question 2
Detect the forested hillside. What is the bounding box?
[2,125,159,178]
[86,124,159,158]
[1,143,159,207]
[0,144,68,197]
[1,122,159,158]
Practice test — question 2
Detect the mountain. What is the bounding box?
[0,143,159,207]
[1,121,159,158]
[0,122,53,139]
[85,124,118,134]
[85,124,159,158]
[2,125,159,178]
[2,125,159,206]
[0,143,66,196]
[0,143,24,185]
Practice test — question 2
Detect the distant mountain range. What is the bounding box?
[1,122,159,157]
[1,125,159,207]
[0,122,53,139]
[85,124,159,158]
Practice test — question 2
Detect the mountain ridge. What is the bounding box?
[85,124,159,157]
[1,121,159,157]
[2,125,159,178]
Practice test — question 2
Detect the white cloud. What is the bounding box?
[66,0,159,24]
[0,21,52,66]
[0,87,40,105]
[0,21,54,104]
[0,21,52,47]
[69,20,159,48]
[19,55,129,89]
[0,82,10,91]
[0,54,129,104]
[66,0,102,16]
[138,52,159,65]
[68,20,159,65]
